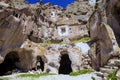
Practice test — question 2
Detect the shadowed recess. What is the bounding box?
[0,51,19,76]
[59,54,72,74]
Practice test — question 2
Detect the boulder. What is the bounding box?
[88,10,119,70]
[43,46,61,74]
[87,0,120,71]
[116,69,120,80]
[16,39,47,71]
[68,47,83,72]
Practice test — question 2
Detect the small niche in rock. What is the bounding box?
[28,35,43,43]
[37,56,44,71]
[59,54,72,74]
[0,51,19,76]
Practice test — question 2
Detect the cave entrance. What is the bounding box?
[0,51,19,76]
[59,53,72,74]
[37,56,44,71]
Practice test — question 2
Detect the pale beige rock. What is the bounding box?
[16,39,47,71]
[116,69,120,80]
[68,47,83,72]
[43,47,61,74]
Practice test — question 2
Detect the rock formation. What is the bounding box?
[16,39,47,71]
[87,0,120,70]
[16,39,91,74]
[0,8,28,63]
[0,0,120,79]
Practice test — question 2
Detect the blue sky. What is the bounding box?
[26,0,75,8]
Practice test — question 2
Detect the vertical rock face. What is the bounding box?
[88,0,120,70]
[0,10,27,63]
[0,0,120,76]
[43,47,61,74]
[68,47,82,72]
[88,14,115,70]
[106,0,120,46]
[15,49,35,71]
[17,39,47,71]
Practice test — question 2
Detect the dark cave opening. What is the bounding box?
[37,56,44,71]
[0,51,19,76]
[59,54,72,74]
[114,2,120,26]
[113,2,120,46]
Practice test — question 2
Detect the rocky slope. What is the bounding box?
[0,0,120,80]
[0,0,93,75]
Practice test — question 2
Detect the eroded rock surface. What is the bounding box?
[88,0,120,70]
[0,0,120,78]
[14,39,92,74]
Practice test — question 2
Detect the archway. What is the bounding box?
[59,53,72,74]
[0,51,19,76]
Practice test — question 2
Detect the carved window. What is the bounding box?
[58,26,69,36]
[51,11,55,17]
[61,27,66,33]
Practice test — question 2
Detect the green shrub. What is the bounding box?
[73,37,90,43]
[107,71,117,80]
[69,69,94,76]
[0,77,9,80]
[18,73,55,78]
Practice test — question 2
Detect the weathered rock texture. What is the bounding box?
[0,8,28,63]
[0,0,93,65]
[17,39,91,74]
[88,0,120,71]
[0,0,120,78]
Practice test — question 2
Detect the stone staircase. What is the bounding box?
[93,57,120,80]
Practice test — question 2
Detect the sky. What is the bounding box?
[26,0,75,8]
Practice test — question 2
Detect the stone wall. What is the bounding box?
[17,39,91,74]
[0,38,92,75]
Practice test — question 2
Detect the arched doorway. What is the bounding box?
[59,52,72,74]
[0,51,19,76]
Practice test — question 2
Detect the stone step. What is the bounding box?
[103,73,109,77]
[82,65,92,69]
[91,76,103,80]
[100,68,115,74]
[103,66,118,70]
[114,60,120,66]
[108,59,120,66]
[95,72,104,77]
[94,72,109,80]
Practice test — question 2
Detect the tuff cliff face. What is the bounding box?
[0,7,28,62]
[0,0,93,75]
[0,0,120,79]
[87,0,120,79]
